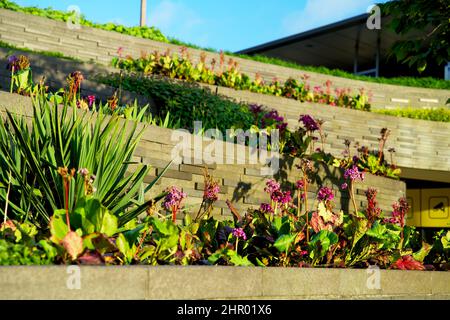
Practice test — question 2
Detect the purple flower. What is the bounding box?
[352,155,360,163]
[264,179,281,195]
[87,95,95,107]
[7,55,17,63]
[276,122,288,133]
[204,181,220,202]
[260,203,273,213]
[78,168,89,176]
[390,197,410,227]
[278,191,292,205]
[249,104,263,115]
[232,228,247,240]
[295,180,304,189]
[6,55,18,71]
[341,183,348,190]
[262,109,287,129]
[299,115,319,131]
[163,186,187,211]
[317,187,334,202]
[383,217,397,224]
[344,165,365,182]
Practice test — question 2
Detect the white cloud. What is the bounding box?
[282,0,377,34]
[149,0,206,43]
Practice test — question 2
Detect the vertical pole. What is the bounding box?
[354,26,361,74]
[140,0,147,27]
[375,29,381,77]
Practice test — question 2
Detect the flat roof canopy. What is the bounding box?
[237,14,423,73]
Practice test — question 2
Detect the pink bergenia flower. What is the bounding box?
[163,186,187,222]
[295,180,304,189]
[232,227,247,240]
[264,179,281,195]
[317,187,334,202]
[344,165,365,182]
[87,95,95,107]
[299,114,319,131]
[204,181,220,202]
[260,203,273,214]
[278,190,292,205]
[385,197,409,227]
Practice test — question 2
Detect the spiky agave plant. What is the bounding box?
[0,92,169,229]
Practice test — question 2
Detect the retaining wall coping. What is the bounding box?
[0,266,448,300]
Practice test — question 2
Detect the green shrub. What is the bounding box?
[97,73,255,133]
[375,107,450,122]
[0,239,56,265]
[232,54,450,90]
[0,93,167,229]
[111,52,371,111]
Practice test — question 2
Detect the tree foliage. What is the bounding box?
[381,0,450,72]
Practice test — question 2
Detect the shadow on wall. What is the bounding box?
[274,155,351,212]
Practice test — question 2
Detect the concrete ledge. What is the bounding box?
[0,266,448,300]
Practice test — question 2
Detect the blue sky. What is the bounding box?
[14,0,388,52]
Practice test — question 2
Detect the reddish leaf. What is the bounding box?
[78,251,104,265]
[391,255,425,271]
[0,220,17,231]
[62,231,84,260]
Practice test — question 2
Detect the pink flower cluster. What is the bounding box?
[299,114,319,131]
[295,180,304,189]
[264,179,291,204]
[163,186,187,211]
[317,187,334,202]
[365,187,381,222]
[232,227,247,240]
[384,197,410,227]
[260,203,274,213]
[204,181,220,202]
[87,95,96,107]
[344,165,365,182]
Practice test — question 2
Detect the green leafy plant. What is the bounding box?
[0,93,168,229]
[381,0,449,72]
[111,49,371,111]
[375,107,450,123]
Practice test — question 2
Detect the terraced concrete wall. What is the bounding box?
[0,91,405,219]
[0,48,448,180]
[0,9,448,110]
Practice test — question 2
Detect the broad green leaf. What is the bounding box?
[50,209,69,244]
[442,231,450,250]
[116,233,132,261]
[413,242,433,262]
[273,233,297,253]
[309,230,338,259]
[366,221,388,240]
[228,251,254,266]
